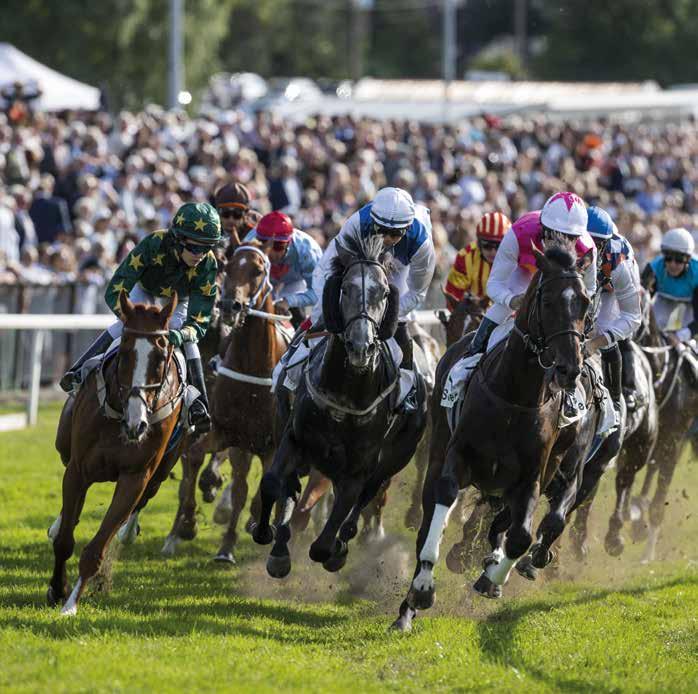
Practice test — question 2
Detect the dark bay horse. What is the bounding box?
[603,289,697,562]
[392,246,593,631]
[252,235,428,576]
[438,293,490,349]
[49,292,185,615]
[162,240,289,563]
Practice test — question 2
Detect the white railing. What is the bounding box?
[0,310,445,430]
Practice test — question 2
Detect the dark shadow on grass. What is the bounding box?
[474,575,698,691]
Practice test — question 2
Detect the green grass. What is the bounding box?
[1,402,697,693]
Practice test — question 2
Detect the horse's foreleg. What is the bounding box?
[63,471,150,616]
[359,479,390,544]
[213,450,253,564]
[290,469,331,534]
[605,451,644,557]
[404,426,430,530]
[446,493,492,574]
[199,449,229,503]
[48,462,87,608]
[267,471,302,578]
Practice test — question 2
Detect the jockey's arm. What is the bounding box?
[104,233,161,316]
[181,253,218,342]
[285,236,323,309]
[400,236,436,318]
[485,228,519,310]
[601,260,643,346]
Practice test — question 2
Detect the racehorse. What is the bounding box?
[392,245,594,632]
[252,234,428,577]
[49,292,185,615]
[602,287,698,562]
[162,239,289,563]
[438,293,490,349]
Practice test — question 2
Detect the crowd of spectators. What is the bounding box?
[2,101,698,312]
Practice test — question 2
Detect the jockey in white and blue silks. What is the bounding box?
[244,211,322,326]
[310,187,436,373]
[585,206,642,410]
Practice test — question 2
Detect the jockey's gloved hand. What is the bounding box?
[168,329,184,347]
[509,294,525,311]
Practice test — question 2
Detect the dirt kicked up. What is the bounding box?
[0,403,696,693]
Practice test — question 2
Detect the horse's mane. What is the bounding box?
[331,234,385,275]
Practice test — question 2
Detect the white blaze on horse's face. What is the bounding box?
[125,338,152,440]
[342,265,387,370]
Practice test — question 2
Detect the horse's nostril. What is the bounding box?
[367,342,376,354]
[232,301,243,312]
[137,421,147,437]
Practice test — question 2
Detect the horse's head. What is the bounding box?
[220,240,272,329]
[518,245,590,391]
[440,293,490,347]
[117,291,178,442]
[323,236,399,370]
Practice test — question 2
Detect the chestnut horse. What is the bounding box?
[162,240,289,563]
[48,293,185,615]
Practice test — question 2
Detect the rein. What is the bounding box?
[339,258,389,336]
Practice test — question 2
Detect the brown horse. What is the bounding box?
[392,246,592,631]
[48,292,185,615]
[162,240,289,563]
[438,293,490,348]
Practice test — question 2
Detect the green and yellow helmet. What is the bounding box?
[170,202,222,246]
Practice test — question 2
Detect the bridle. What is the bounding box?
[339,258,390,339]
[512,270,587,370]
[220,245,291,324]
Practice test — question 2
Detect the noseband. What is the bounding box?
[339,258,389,338]
[513,271,586,369]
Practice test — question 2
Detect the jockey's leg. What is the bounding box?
[59,325,118,393]
[465,302,506,355]
[601,342,622,410]
[184,342,211,435]
[394,322,418,413]
[618,339,637,410]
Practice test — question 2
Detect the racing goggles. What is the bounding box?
[271,241,290,252]
[180,240,211,255]
[218,207,246,220]
[479,239,501,252]
[372,222,408,239]
[663,252,690,265]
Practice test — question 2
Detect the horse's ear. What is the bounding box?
[160,292,178,328]
[378,284,400,340]
[533,246,548,271]
[322,274,344,333]
[119,290,134,320]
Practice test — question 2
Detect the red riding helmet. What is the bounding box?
[476,211,511,242]
[256,211,293,243]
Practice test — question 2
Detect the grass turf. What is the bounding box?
[0,402,696,693]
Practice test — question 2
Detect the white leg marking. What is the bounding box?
[485,555,517,586]
[641,525,659,564]
[412,564,435,594]
[213,483,234,524]
[48,514,62,542]
[419,502,456,565]
[117,512,140,545]
[60,577,83,616]
[161,533,181,557]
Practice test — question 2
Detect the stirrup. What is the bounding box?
[188,400,211,434]
[59,370,80,394]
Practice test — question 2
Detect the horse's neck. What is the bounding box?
[318,336,389,408]
[487,322,549,408]
[224,296,277,375]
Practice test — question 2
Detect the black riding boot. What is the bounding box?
[187,357,211,435]
[618,339,638,410]
[601,343,622,410]
[394,322,416,412]
[59,330,114,393]
[466,317,498,356]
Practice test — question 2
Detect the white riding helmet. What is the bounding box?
[370,187,415,229]
[661,227,695,257]
[540,191,588,237]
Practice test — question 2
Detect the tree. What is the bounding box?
[535,0,698,85]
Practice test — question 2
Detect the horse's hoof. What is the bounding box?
[515,555,538,581]
[212,505,232,526]
[482,549,503,570]
[339,520,358,542]
[177,522,197,542]
[411,587,434,610]
[571,542,589,563]
[244,516,256,535]
[445,545,467,574]
[604,533,625,557]
[47,585,65,608]
[308,542,332,564]
[161,534,180,557]
[322,553,348,573]
[252,523,275,546]
[530,543,554,569]
[267,553,292,578]
[390,613,413,633]
[117,521,140,545]
[213,551,236,565]
[473,573,502,599]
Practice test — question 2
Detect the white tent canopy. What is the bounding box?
[0,43,100,111]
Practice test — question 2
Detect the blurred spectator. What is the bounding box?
[29,174,72,244]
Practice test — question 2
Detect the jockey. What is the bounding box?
[585,206,642,410]
[466,191,597,358]
[214,182,257,242]
[243,211,322,327]
[642,227,698,344]
[443,211,511,310]
[309,187,435,378]
[60,202,221,435]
